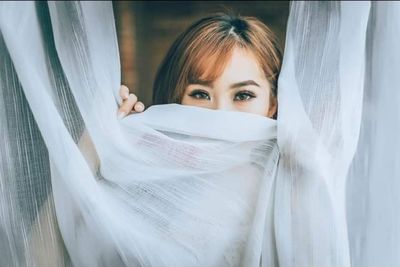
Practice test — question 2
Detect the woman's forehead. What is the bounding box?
[193,47,265,84]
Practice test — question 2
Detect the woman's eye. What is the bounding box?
[234,91,256,101]
[189,90,210,100]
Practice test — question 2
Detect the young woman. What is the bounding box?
[26,13,283,267]
[117,12,282,120]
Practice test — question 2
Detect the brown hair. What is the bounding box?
[152,12,282,114]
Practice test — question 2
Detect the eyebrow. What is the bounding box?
[229,80,260,89]
[189,79,260,89]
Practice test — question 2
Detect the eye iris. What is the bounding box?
[236,92,252,101]
[240,94,249,100]
[197,92,207,99]
[191,91,209,100]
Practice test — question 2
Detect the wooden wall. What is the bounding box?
[113,1,289,106]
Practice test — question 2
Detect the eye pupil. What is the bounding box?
[197,92,206,99]
[198,92,207,99]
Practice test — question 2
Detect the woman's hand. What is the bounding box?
[117,85,145,119]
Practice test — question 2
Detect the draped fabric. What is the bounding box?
[0,1,399,267]
[1,2,279,266]
[346,3,400,267]
[274,2,370,267]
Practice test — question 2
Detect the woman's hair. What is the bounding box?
[152,12,283,106]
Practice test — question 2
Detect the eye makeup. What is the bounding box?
[233,90,256,101]
[188,89,211,100]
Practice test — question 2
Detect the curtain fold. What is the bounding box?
[275,2,370,266]
[346,2,400,267]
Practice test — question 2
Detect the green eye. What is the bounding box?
[234,91,256,101]
[189,90,210,100]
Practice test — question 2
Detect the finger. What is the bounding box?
[133,101,145,113]
[118,94,137,119]
[119,85,130,100]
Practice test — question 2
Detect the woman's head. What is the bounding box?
[152,12,282,118]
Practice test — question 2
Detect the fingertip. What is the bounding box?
[134,102,145,112]
[120,85,129,99]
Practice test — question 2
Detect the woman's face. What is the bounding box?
[181,47,276,118]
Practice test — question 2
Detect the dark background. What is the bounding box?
[112,1,290,106]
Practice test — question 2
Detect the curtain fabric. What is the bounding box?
[0,1,399,267]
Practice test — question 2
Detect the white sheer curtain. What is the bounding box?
[0,1,399,267]
[346,2,400,267]
[274,2,370,267]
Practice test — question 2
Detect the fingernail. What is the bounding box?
[136,103,144,112]
[117,111,126,120]
[120,85,129,99]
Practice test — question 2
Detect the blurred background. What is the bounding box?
[112,1,290,106]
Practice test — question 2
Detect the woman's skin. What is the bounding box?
[118,47,277,118]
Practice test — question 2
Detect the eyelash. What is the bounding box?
[188,90,210,100]
[234,91,256,101]
[188,90,256,101]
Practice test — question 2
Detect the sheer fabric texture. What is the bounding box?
[0,1,399,267]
